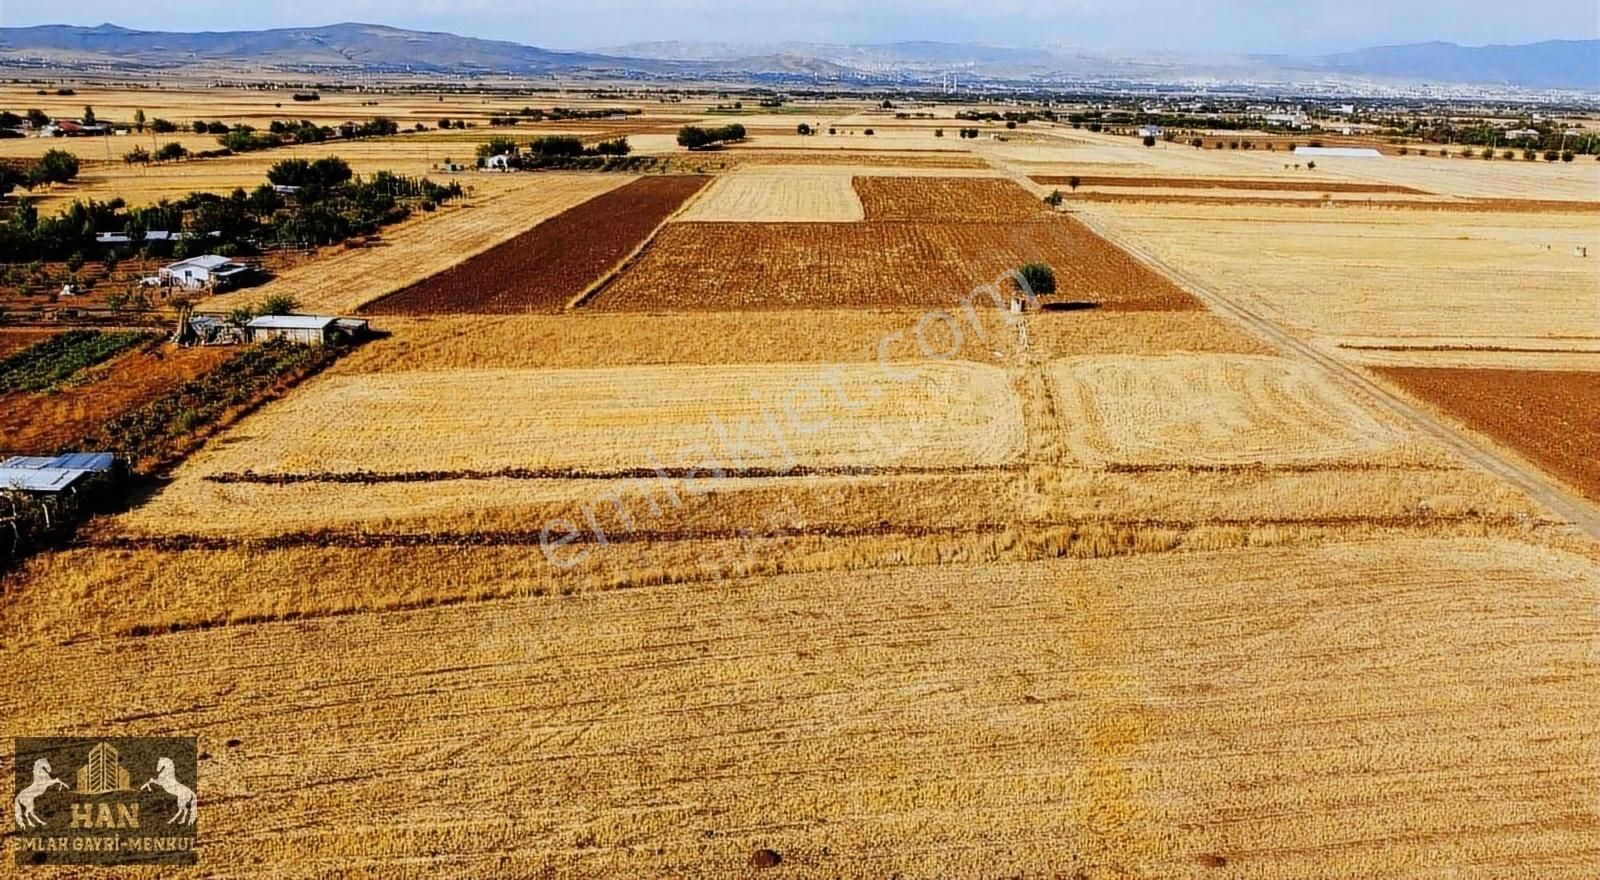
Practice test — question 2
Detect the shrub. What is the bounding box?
[1014,262,1056,297]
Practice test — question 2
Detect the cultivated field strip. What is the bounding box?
[590,218,1199,310]
[147,362,1026,478]
[2,539,1594,877]
[1376,367,1600,501]
[1051,354,1424,467]
[853,175,1051,220]
[362,175,711,314]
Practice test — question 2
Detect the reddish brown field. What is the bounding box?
[590,217,1198,310]
[362,175,710,315]
[1377,367,1600,501]
[0,344,232,454]
[854,176,1050,220]
[1031,175,1427,194]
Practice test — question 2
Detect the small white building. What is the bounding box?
[1137,125,1163,138]
[246,315,370,345]
[1504,128,1540,141]
[483,154,514,171]
[159,254,253,291]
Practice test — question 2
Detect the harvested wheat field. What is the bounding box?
[678,171,864,221]
[163,362,1024,477]
[591,219,1198,310]
[1376,367,1600,501]
[363,175,710,315]
[854,175,1051,220]
[2,538,1595,877]
[1051,354,1423,467]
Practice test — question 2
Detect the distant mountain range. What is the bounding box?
[1,23,1595,93]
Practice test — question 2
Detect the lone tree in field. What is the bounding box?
[1142,134,1157,147]
[1043,190,1064,208]
[28,149,79,188]
[1068,175,1081,191]
[1014,262,1057,297]
[796,123,812,136]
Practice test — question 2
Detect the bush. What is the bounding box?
[259,293,298,316]
[28,149,79,187]
[154,142,188,162]
[1014,262,1056,297]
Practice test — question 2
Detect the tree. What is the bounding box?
[1043,190,1064,208]
[475,137,520,160]
[82,105,96,125]
[26,109,49,129]
[151,117,177,134]
[796,123,812,136]
[863,128,874,136]
[1306,160,1316,170]
[123,146,151,165]
[154,142,188,162]
[1544,150,1559,162]
[934,128,944,137]
[592,137,631,156]
[28,149,79,187]
[0,110,23,129]
[259,294,299,316]
[133,109,146,132]
[1561,150,1575,162]
[1015,262,1056,297]
[1068,175,1081,192]
[1142,134,1157,147]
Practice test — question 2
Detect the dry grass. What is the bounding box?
[677,171,864,221]
[145,361,1025,478]
[2,539,1595,877]
[1050,354,1427,467]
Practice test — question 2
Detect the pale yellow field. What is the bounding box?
[158,361,1024,477]
[1050,354,1424,467]
[3,538,1595,877]
[677,170,864,221]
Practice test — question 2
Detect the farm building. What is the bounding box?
[159,255,255,291]
[246,315,370,345]
[483,154,514,171]
[0,453,116,494]
[1137,125,1164,138]
[1294,146,1382,158]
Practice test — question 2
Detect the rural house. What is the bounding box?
[159,254,254,291]
[246,315,370,345]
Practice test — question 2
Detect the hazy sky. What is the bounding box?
[7,1,1598,54]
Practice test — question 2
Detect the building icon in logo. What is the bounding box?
[75,742,132,795]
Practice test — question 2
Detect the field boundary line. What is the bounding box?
[1068,209,1600,540]
[566,174,715,311]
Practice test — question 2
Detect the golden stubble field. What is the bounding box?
[3,83,1600,878]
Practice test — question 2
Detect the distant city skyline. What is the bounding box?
[8,1,1599,57]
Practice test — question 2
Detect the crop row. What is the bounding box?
[0,329,154,393]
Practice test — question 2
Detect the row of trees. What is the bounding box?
[475,135,634,169]
[677,124,747,150]
[0,157,463,263]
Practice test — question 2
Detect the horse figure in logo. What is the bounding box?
[13,758,68,828]
[140,757,198,825]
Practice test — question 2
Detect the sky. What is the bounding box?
[5,0,1598,55]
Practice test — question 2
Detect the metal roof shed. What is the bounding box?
[247,315,339,345]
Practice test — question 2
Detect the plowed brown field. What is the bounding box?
[1376,367,1600,501]
[362,175,710,315]
[854,176,1049,220]
[590,218,1198,310]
